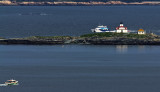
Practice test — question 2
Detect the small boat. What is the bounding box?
[91,25,110,33]
[5,79,19,85]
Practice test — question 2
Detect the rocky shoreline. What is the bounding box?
[1,33,160,45]
[1,1,160,6]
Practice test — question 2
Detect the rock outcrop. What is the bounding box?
[1,36,160,45]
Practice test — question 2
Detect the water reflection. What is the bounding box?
[116,45,128,53]
[116,45,146,53]
[138,45,145,51]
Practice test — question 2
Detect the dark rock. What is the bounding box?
[0,39,64,45]
[1,37,160,45]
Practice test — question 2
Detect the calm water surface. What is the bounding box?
[1,45,160,92]
[0,6,160,38]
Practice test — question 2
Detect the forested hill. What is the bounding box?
[8,0,160,2]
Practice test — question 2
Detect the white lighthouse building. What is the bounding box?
[116,22,129,33]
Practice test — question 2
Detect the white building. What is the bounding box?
[116,22,129,33]
[138,29,146,35]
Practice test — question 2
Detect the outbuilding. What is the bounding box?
[138,29,146,35]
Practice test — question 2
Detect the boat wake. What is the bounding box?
[0,84,7,86]
[18,12,48,16]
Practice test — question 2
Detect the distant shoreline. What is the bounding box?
[1,1,160,6]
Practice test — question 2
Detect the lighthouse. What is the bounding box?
[116,22,129,33]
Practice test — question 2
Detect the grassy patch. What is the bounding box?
[126,34,149,38]
[26,36,72,40]
[0,37,5,39]
[81,32,127,37]
[80,32,151,39]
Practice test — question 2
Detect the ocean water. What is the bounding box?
[0,6,160,38]
[1,45,160,92]
[1,6,160,92]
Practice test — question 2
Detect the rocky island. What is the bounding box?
[0,32,160,45]
[1,22,160,45]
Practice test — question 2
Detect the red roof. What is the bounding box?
[116,26,127,30]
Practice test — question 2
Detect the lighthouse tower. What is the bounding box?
[116,22,129,33]
[120,22,124,27]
